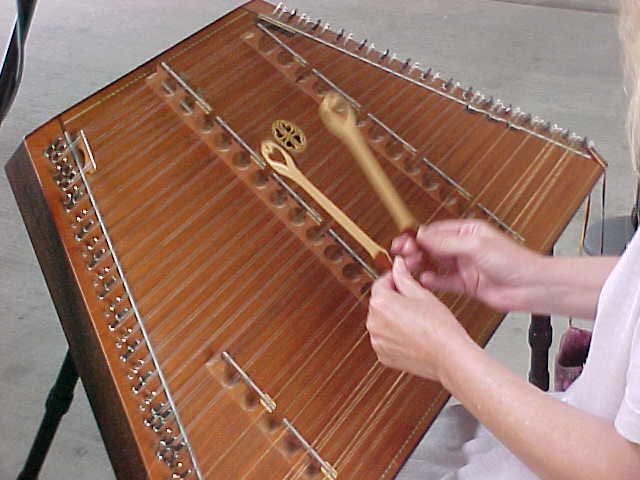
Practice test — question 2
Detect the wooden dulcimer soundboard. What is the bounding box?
[5,1,605,479]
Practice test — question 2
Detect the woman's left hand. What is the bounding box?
[367,256,473,383]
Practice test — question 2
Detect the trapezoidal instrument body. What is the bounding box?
[5,1,605,479]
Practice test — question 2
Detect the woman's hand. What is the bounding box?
[391,219,544,313]
[367,256,473,382]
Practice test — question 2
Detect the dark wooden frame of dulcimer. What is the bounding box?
[5,1,606,479]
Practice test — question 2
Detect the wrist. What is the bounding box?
[437,333,481,391]
[513,252,553,313]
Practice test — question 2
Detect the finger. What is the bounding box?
[404,252,424,273]
[400,237,419,257]
[418,219,488,237]
[392,257,426,299]
[390,234,410,255]
[370,271,395,299]
[416,229,480,258]
[419,270,466,293]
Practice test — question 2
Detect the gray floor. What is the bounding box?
[0,1,630,479]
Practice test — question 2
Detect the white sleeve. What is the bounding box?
[615,318,640,444]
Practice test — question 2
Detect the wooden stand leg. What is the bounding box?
[528,314,552,391]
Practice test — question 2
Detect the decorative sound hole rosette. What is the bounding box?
[272,119,307,153]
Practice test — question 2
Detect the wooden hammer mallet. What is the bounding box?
[319,91,418,237]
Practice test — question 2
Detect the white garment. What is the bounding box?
[399,231,640,479]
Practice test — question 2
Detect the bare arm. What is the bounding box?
[367,258,640,480]
[393,220,618,320]
[519,255,619,319]
[442,336,640,480]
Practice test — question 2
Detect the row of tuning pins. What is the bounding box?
[270,3,591,150]
[270,3,474,92]
[43,137,193,478]
[44,138,113,272]
[272,3,436,76]
[120,341,192,477]
[44,139,110,272]
[44,138,86,211]
[142,395,193,478]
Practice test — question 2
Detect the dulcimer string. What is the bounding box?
[170,167,438,466]
[278,296,474,480]
[296,23,568,231]
[510,147,573,229]
[125,203,285,406]
[82,19,266,163]
[120,157,247,280]
[235,165,470,476]
[111,20,520,426]
[164,169,396,382]
[170,182,388,400]
[130,39,510,440]
[115,20,568,474]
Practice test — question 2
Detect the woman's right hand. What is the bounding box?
[391,219,544,312]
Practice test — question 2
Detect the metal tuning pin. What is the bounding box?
[144,404,173,432]
[63,185,85,211]
[402,58,412,70]
[322,22,331,34]
[358,38,368,50]
[170,463,192,479]
[312,18,322,31]
[273,2,284,15]
[568,132,584,146]
[157,438,186,469]
[519,111,532,125]
[74,218,95,241]
[132,371,153,394]
[119,338,142,362]
[287,9,297,21]
[127,359,146,379]
[380,48,390,61]
[541,120,552,133]
[550,123,563,135]
[87,247,107,269]
[336,28,344,42]
[345,32,354,45]
[367,42,375,55]
[421,67,432,80]
[115,306,132,323]
[140,390,161,411]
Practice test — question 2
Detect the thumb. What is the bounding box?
[392,257,426,299]
[417,228,480,259]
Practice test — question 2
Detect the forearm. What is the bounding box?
[441,338,640,480]
[519,256,618,319]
